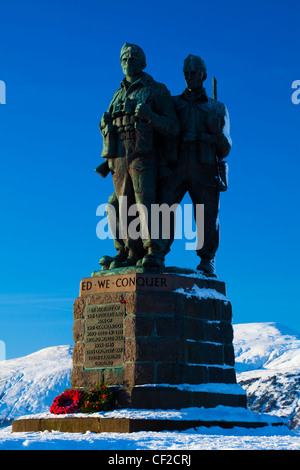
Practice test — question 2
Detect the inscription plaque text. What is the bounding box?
[84,303,125,369]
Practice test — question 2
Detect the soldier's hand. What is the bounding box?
[159,166,173,183]
[135,103,153,122]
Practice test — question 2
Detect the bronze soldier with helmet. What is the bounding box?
[158,54,232,276]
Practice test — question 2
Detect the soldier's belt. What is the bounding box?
[120,129,135,141]
[103,115,153,154]
[112,114,136,127]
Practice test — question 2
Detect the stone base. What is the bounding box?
[72,268,238,413]
[12,410,284,434]
[109,385,247,410]
[12,267,286,434]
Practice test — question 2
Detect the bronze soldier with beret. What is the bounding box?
[99,43,179,270]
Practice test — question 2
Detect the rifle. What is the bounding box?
[213,77,217,100]
[212,76,229,192]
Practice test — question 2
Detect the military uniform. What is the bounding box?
[100,71,179,265]
[159,86,232,268]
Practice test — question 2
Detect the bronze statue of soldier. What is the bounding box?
[158,54,232,276]
[97,50,231,277]
[98,43,179,270]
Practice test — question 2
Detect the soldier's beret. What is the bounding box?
[120,43,146,67]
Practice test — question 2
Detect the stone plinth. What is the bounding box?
[12,413,284,434]
[71,267,246,410]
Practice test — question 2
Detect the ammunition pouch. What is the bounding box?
[114,98,138,116]
[101,123,117,158]
[121,129,135,141]
[110,113,153,155]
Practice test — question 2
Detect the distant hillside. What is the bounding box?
[0,345,72,425]
[1,322,300,431]
[234,322,300,430]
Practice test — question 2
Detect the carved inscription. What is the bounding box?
[80,274,170,295]
[84,303,125,369]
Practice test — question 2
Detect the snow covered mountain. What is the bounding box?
[0,345,72,425]
[234,322,300,372]
[0,322,299,431]
[233,322,300,431]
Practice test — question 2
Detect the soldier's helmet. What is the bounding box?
[183,54,207,81]
[120,43,146,69]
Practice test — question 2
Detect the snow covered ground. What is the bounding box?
[1,421,299,450]
[0,322,300,450]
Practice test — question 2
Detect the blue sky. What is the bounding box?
[0,0,299,359]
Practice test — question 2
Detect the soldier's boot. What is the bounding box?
[197,257,217,278]
[110,249,140,269]
[142,248,165,269]
[99,248,127,271]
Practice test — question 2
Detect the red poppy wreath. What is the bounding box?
[50,389,83,415]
